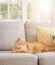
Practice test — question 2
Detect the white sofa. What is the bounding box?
[0,22,55,65]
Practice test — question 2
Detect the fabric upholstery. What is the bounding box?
[0,52,38,65]
[24,21,37,41]
[36,52,55,65]
[24,21,54,42]
[36,27,54,46]
[0,51,12,53]
[0,22,25,50]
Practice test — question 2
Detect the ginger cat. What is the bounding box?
[12,38,55,54]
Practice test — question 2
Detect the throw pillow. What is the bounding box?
[36,27,54,47]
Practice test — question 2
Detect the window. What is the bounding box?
[0,0,22,20]
[0,0,53,23]
[27,0,51,23]
[27,1,32,20]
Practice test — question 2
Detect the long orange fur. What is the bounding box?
[12,38,55,54]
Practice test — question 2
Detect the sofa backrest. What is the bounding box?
[24,21,37,41]
[0,22,25,50]
[24,21,55,42]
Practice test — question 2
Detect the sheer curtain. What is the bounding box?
[27,0,52,23]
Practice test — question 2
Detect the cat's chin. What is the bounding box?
[17,51,27,53]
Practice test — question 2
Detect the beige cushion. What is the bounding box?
[0,53,38,65]
[36,27,54,46]
[24,21,37,41]
[0,22,25,50]
[0,51,12,53]
[36,52,55,65]
[24,21,55,42]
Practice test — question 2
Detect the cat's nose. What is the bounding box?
[18,47,20,49]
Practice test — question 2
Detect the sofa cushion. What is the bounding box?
[0,53,38,65]
[24,21,37,41]
[36,52,55,65]
[0,22,25,50]
[24,21,55,42]
[0,51,12,53]
[36,27,54,46]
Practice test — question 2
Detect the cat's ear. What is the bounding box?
[15,38,26,43]
[18,38,26,42]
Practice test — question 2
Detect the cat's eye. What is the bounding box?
[17,47,21,49]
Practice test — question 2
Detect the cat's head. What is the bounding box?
[14,38,27,53]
